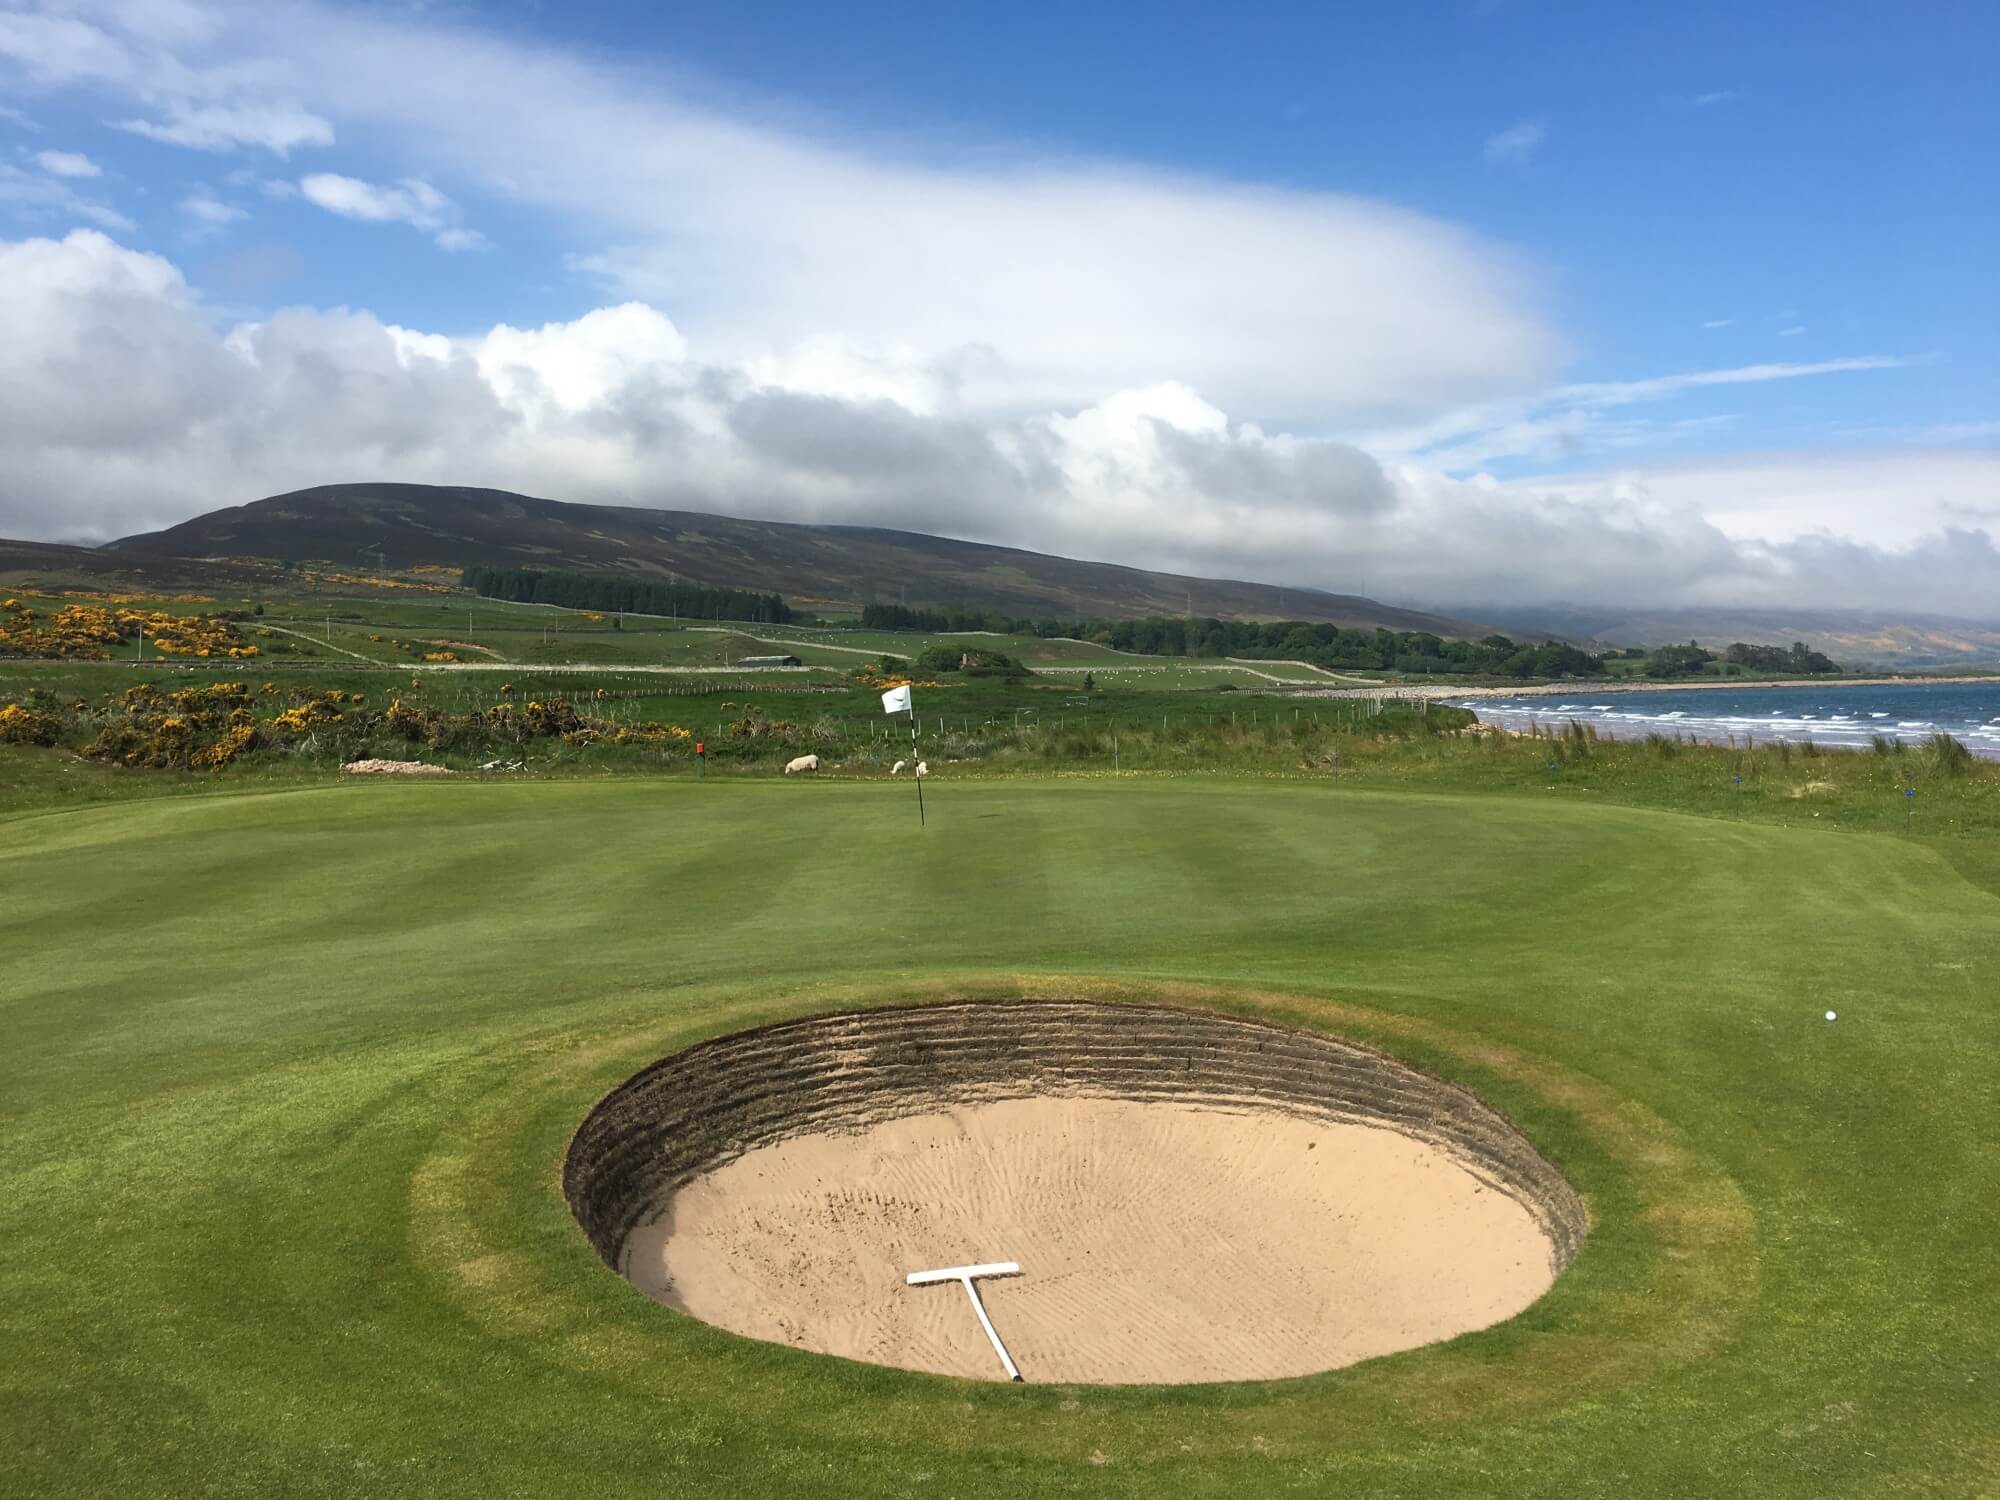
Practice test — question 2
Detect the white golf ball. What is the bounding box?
[1825,1011,1837,1022]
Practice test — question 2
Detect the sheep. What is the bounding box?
[915,761,929,778]
[891,760,907,776]
[784,754,820,775]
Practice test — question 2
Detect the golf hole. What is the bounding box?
[563,1000,1587,1385]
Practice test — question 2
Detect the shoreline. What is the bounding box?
[1305,674,2000,702]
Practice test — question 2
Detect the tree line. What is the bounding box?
[1649,640,1841,677]
[860,603,1602,676]
[463,566,793,623]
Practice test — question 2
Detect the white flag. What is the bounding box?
[880,684,913,715]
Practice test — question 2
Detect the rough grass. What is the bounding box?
[1,774,1997,1496]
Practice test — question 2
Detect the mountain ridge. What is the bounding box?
[102,482,1509,636]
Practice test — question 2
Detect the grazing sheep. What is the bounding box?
[784,754,820,775]
[891,760,907,776]
[915,761,929,778]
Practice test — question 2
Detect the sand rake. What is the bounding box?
[904,1262,1023,1381]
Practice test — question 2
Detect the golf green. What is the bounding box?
[2,777,1994,1496]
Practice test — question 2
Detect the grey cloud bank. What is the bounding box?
[0,1,1994,620]
[2,229,1996,621]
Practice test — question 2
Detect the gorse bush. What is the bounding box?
[18,681,702,772]
[0,702,60,745]
[0,599,259,661]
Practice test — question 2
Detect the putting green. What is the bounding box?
[1,778,1995,1497]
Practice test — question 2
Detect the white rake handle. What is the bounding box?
[905,1262,1023,1382]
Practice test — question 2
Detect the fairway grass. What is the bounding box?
[2,778,1995,1496]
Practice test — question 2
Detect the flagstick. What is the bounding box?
[910,705,925,826]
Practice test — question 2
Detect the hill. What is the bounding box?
[1489,604,2000,669]
[103,482,1498,634]
[0,536,280,592]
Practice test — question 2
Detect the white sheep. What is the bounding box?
[891,760,907,776]
[784,754,820,775]
[915,761,929,778]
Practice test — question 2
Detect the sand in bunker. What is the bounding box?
[623,1097,1559,1384]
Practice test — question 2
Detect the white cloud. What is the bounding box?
[1523,451,2000,553]
[0,161,131,229]
[1360,357,1909,470]
[1484,121,1546,165]
[179,190,244,225]
[298,172,481,250]
[0,3,328,154]
[473,303,689,421]
[115,100,333,154]
[1,227,1994,620]
[152,0,1562,427]
[1778,325,1806,338]
[1702,318,1733,330]
[300,172,446,227]
[1559,357,1901,408]
[0,10,138,84]
[33,148,99,177]
[0,4,1990,620]
[1692,90,1739,107]
[1921,420,2000,443]
[0,0,1569,425]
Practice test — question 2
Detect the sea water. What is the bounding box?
[1454,680,2000,758]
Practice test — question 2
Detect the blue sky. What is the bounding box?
[0,0,1995,613]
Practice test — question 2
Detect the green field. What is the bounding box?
[2,762,1996,1497]
[5,581,1378,687]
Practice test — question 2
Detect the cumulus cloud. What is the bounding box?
[2,227,1995,621]
[2,0,1564,426]
[32,148,98,177]
[0,3,1991,620]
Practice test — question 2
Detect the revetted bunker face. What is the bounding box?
[564,1000,1588,1383]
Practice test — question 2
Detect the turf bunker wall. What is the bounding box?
[563,999,1588,1277]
